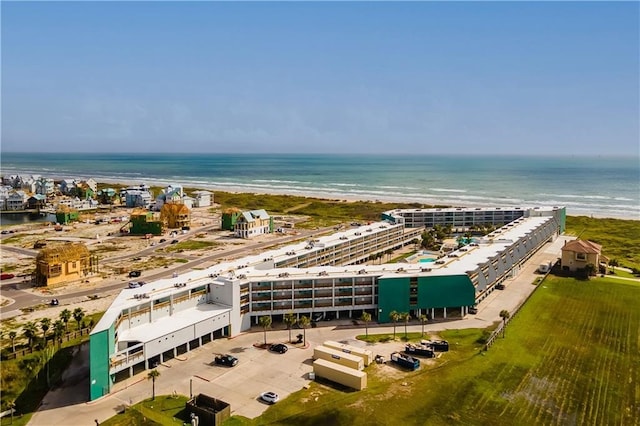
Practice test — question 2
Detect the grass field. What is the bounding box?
[100,395,189,426]
[224,276,639,426]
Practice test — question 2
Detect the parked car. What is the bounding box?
[128,282,141,288]
[128,270,142,278]
[50,298,59,306]
[269,343,288,354]
[170,239,179,244]
[0,273,15,280]
[495,284,505,290]
[1,230,10,234]
[260,391,279,404]
[214,354,238,367]
[468,306,478,314]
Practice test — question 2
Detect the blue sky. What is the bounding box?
[2,1,638,155]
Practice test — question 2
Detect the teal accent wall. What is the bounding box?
[377,274,475,322]
[417,275,475,308]
[90,325,114,400]
[377,277,411,322]
[558,208,566,234]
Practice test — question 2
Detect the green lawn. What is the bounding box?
[100,395,190,426]
[223,276,639,425]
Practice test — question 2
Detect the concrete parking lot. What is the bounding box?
[28,236,573,425]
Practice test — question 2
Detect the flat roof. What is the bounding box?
[118,302,230,343]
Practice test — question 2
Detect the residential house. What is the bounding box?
[561,239,606,273]
[27,194,48,210]
[0,185,12,210]
[6,190,28,211]
[155,184,183,211]
[234,209,273,238]
[193,190,213,208]
[59,179,78,196]
[160,202,191,229]
[125,190,153,209]
[35,177,55,196]
[35,243,96,287]
[97,188,119,205]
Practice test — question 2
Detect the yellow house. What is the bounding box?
[234,209,273,238]
[561,239,605,272]
[35,243,94,287]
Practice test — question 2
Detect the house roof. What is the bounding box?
[241,209,269,223]
[562,239,602,255]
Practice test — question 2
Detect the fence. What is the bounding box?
[2,327,92,360]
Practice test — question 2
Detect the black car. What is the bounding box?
[269,343,288,354]
[170,239,179,244]
[128,270,142,278]
[159,238,167,243]
[214,354,238,367]
[495,284,505,290]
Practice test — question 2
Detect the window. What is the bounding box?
[576,253,586,261]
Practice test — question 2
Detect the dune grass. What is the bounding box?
[100,395,190,426]
[224,276,639,425]
[565,215,640,271]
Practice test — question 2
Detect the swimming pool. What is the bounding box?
[419,258,436,263]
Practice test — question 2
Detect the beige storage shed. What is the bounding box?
[323,340,373,366]
[314,346,364,371]
[313,359,367,390]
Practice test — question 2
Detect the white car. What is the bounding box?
[260,391,279,404]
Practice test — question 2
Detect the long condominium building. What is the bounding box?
[90,206,565,400]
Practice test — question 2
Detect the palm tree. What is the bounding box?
[23,321,38,349]
[298,315,311,345]
[258,315,272,345]
[385,248,394,262]
[40,318,51,344]
[8,330,17,353]
[147,369,160,400]
[419,314,428,337]
[73,308,85,331]
[499,310,510,338]
[59,309,72,332]
[360,312,372,337]
[389,311,400,339]
[283,312,297,343]
[401,312,411,339]
[53,320,65,347]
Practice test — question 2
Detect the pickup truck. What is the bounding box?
[390,352,420,371]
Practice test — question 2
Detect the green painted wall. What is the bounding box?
[90,325,114,400]
[417,275,475,308]
[377,274,475,322]
[130,214,163,235]
[558,208,566,234]
[377,277,411,322]
[221,212,242,231]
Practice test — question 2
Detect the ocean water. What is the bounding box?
[1,153,638,219]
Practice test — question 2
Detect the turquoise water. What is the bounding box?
[419,258,436,263]
[1,153,638,219]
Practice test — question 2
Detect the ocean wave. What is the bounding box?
[538,193,612,200]
[430,188,468,193]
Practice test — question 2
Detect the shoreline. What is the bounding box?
[88,176,640,221]
[3,171,638,221]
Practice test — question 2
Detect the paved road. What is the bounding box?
[28,237,569,426]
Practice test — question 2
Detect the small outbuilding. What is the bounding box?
[186,394,230,426]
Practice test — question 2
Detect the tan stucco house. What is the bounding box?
[561,239,606,272]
